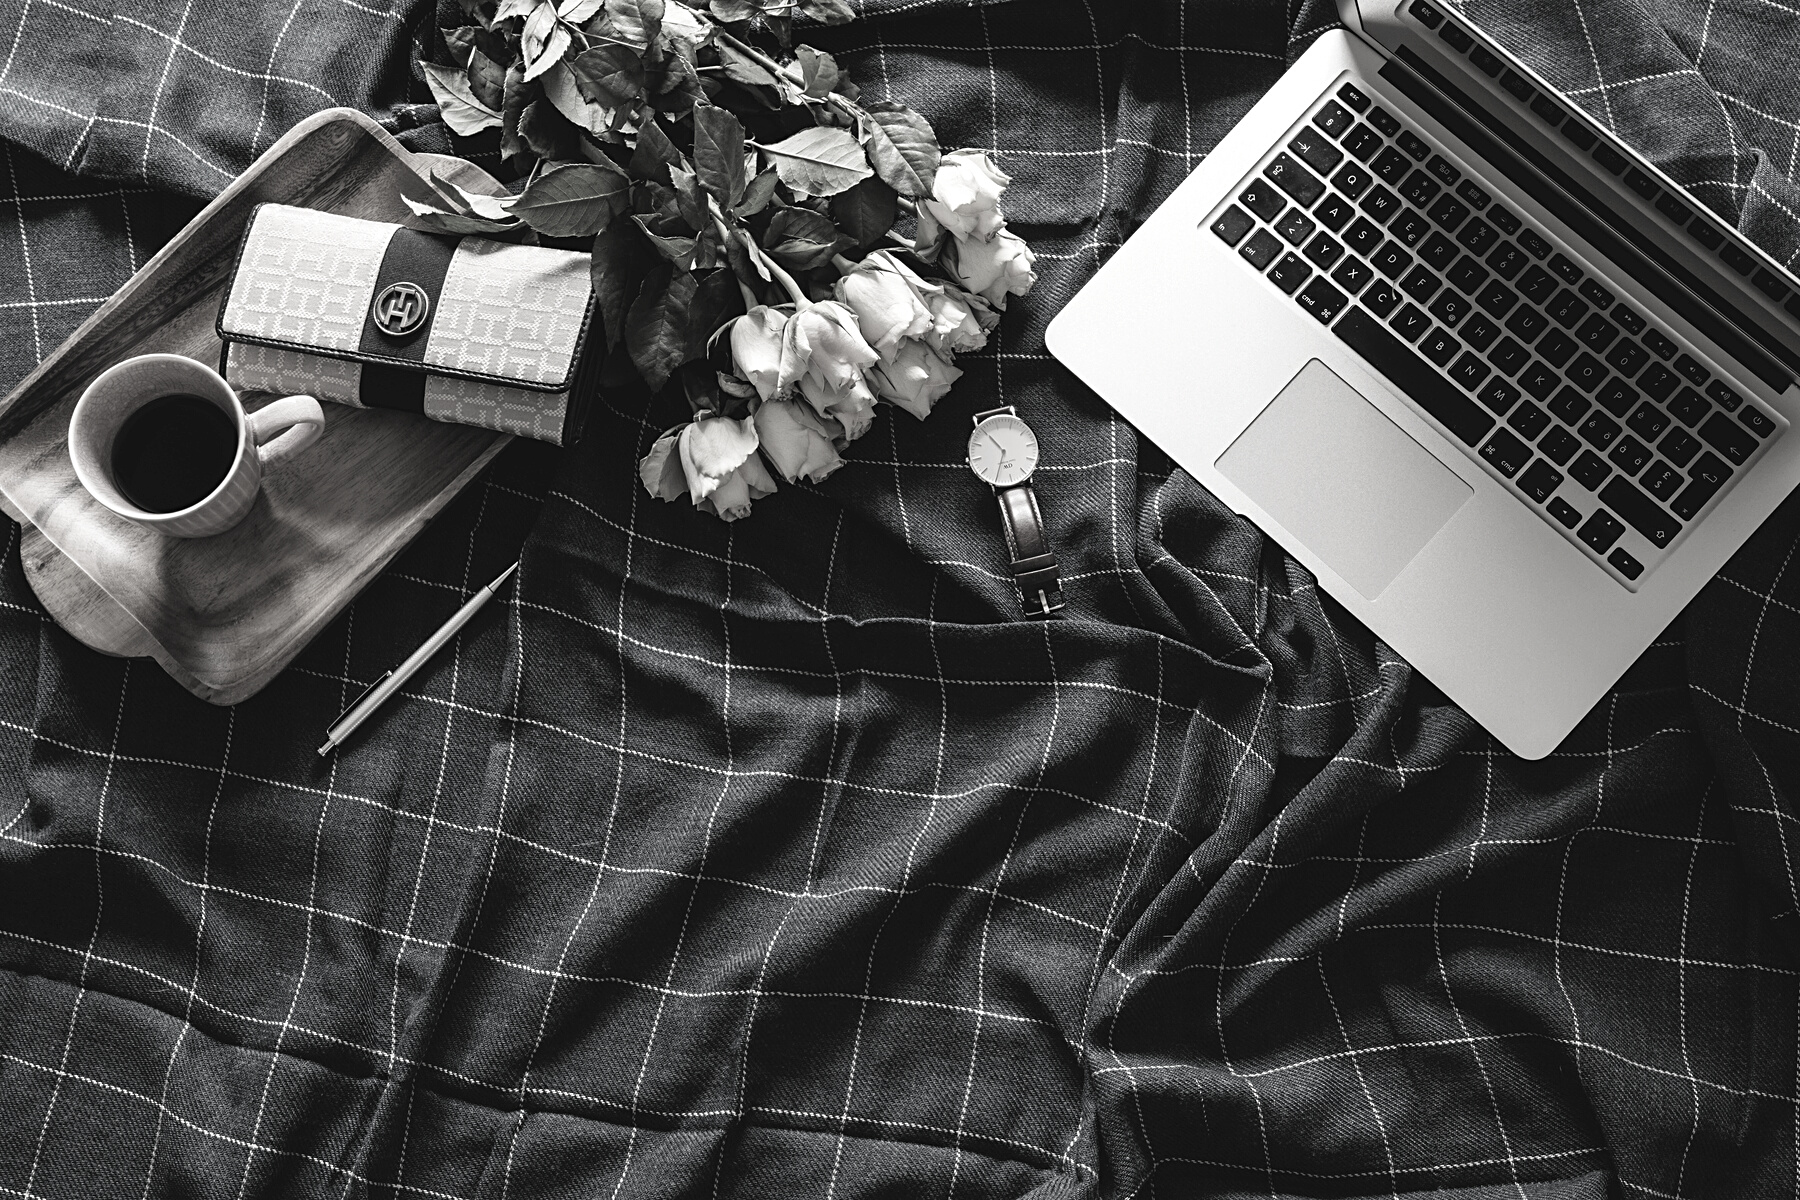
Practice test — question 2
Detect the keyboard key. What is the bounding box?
[1268,252,1312,293]
[1519,362,1559,400]
[1578,411,1622,449]
[1343,124,1384,163]
[1687,450,1730,488]
[1429,291,1471,327]
[1625,402,1669,441]
[1480,428,1531,476]
[1673,353,1709,386]
[1448,256,1491,296]
[1400,171,1441,207]
[1487,241,1527,280]
[1392,210,1432,247]
[1562,123,1597,151]
[1605,339,1648,378]
[1426,154,1460,185]
[1369,106,1402,137]
[1364,280,1403,317]
[1547,252,1582,285]
[1468,46,1503,78]
[1391,302,1430,342]
[1338,83,1372,112]
[1508,398,1551,439]
[1622,167,1657,201]
[1241,228,1282,270]
[1518,229,1552,259]
[1531,95,1565,127]
[1289,126,1344,173]
[1518,265,1558,304]
[1401,265,1443,302]
[1276,207,1318,245]
[1600,477,1680,547]
[1639,364,1679,401]
[1476,280,1518,317]
[1575,313,1619,352]
[1642,460,1682,502]
[1489,336,1530,375]
[1577,280,1615,309]
[1612,306,1646,335]
[1740,406,1777,438]
[1519,459,1565,502]
[1595,378,1639,417]
[1548,386,1590,425]
[1420,327,1461,367]
[1592,143,1628,176]
[1457,217,1498,255]
[1705,381,1742,410]
[1372,242,1414,279]
[1567,352,1606,391]
[1428,193,1471,231]
[1699,412,1758,464]
[1360,185,1402,223]
[1570,450,1610,491]
[1608,548,1644,580]
[1332,163,1374,200]
[1315,194,1357,231]
[1689,220,1724,250]
[1488,206,1521,235]
[1539,426,1581,465]
[1547,289,1590,329]
[1331,257,1375,294]
[1397,131,1430,161]
[1439,22,1473,51]
[1456,180,1491,209]
[1420,232,1459,271]
[1461,313,1501,351]
[1267,153,1325,206]
[1450,351,1491,390]
[1304,232,1345,269]
[1499,69,1533,101]
[1666,386,1709,426]
[1642,329,1677,359]
[1578,509,1625,553]
[1608,435,1651,476]
[1239,180,1286,221]
[1505,306,1548,343]
[1372,145,1412,184]
[1478,378,1521,414]
[1343,217,1384,256]
[1334,307,1495,445]
[1211,207,1255,246]
[1720,243,1755,276]
[1314,99,1354,138]
[1659,427,1701,467]
[1548,496,1583,527]
[1537,329,1578,367]
[1297,277,1348,323]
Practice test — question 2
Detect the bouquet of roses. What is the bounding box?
[412,0,1037,519]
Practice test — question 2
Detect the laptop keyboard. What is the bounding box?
[1208,80,1786,588]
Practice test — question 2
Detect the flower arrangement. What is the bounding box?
[413,0,1037,519]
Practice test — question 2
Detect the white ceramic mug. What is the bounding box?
[69,353,326,538]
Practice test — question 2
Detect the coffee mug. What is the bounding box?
[69,354,326,538]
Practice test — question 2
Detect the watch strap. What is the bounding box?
[995,482,1065,618]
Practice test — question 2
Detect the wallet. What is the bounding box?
[216,203,598,446]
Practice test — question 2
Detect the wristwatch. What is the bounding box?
[966,406,1065,618]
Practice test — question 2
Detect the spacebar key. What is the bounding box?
[1333,306,1496,446]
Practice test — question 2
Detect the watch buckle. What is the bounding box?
[1023,587,1066,618]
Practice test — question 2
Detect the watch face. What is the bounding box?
[967,415,1039,486]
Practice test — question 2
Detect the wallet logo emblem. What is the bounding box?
[371,282,431,337]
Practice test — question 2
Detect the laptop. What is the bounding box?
[1045,0,1800,758]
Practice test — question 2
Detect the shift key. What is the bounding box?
[1334,306,1496,446]
[1598,477,1681,548]
[1265,152,1326,207]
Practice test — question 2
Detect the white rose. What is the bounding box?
[676,415,775,520]
[833,251,935,357]
[923,285,998,357]
[698,449,777,521]
[921,148,1010,243]
[797,372,877,443]
[948,228,1037,308]
[871,341,961,420]
[637,427,688,501]
[754,397,845,483]
[731,306,789,402]
[779,300,880,396]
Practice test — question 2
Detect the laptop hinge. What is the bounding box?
[1383,47,1797,394]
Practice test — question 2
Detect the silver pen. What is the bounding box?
[317,561,519,756]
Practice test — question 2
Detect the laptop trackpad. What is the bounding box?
[1217,359,1473,600]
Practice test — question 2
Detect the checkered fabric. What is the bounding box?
[2,1,1800,1197]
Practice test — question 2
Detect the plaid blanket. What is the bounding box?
[1,1,1799,1196]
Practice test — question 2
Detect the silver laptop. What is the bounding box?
[1046,0,1800,758]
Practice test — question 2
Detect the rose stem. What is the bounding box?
[737,228,809,308]
[712,215,764,309]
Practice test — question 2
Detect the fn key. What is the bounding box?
[1297,278,1348,324]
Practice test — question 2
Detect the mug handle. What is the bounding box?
[247,395,326,466]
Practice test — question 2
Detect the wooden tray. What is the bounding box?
[0,109,514,704]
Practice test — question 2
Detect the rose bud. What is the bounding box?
[779,300,881,396]
[637,427,690,502]
[921,148,1010,243]
[797,372,877,442]
[834,251,934,357]
[754,396,846,483]
[923,284,999,357]
[871,340,962,420]
[947,228,1037,307]
[731,305,790,402]
[677,414,776,520]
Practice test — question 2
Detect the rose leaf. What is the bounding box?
[592,218,650,350]
[422,62,503,136]
[863,102,939,197]
[794,45,838,98]
[733,166,779,217]
[764,206,839,270]
[627,262,699,390]
[755,125,872,197]
[829,175,897,249]
[509,160,633,237]
[692,104,747,207]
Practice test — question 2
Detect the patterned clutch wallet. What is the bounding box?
[216,203,598,446]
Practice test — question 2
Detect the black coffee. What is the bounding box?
[110,393,238,513]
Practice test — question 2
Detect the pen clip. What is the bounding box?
[328,669,393,731]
